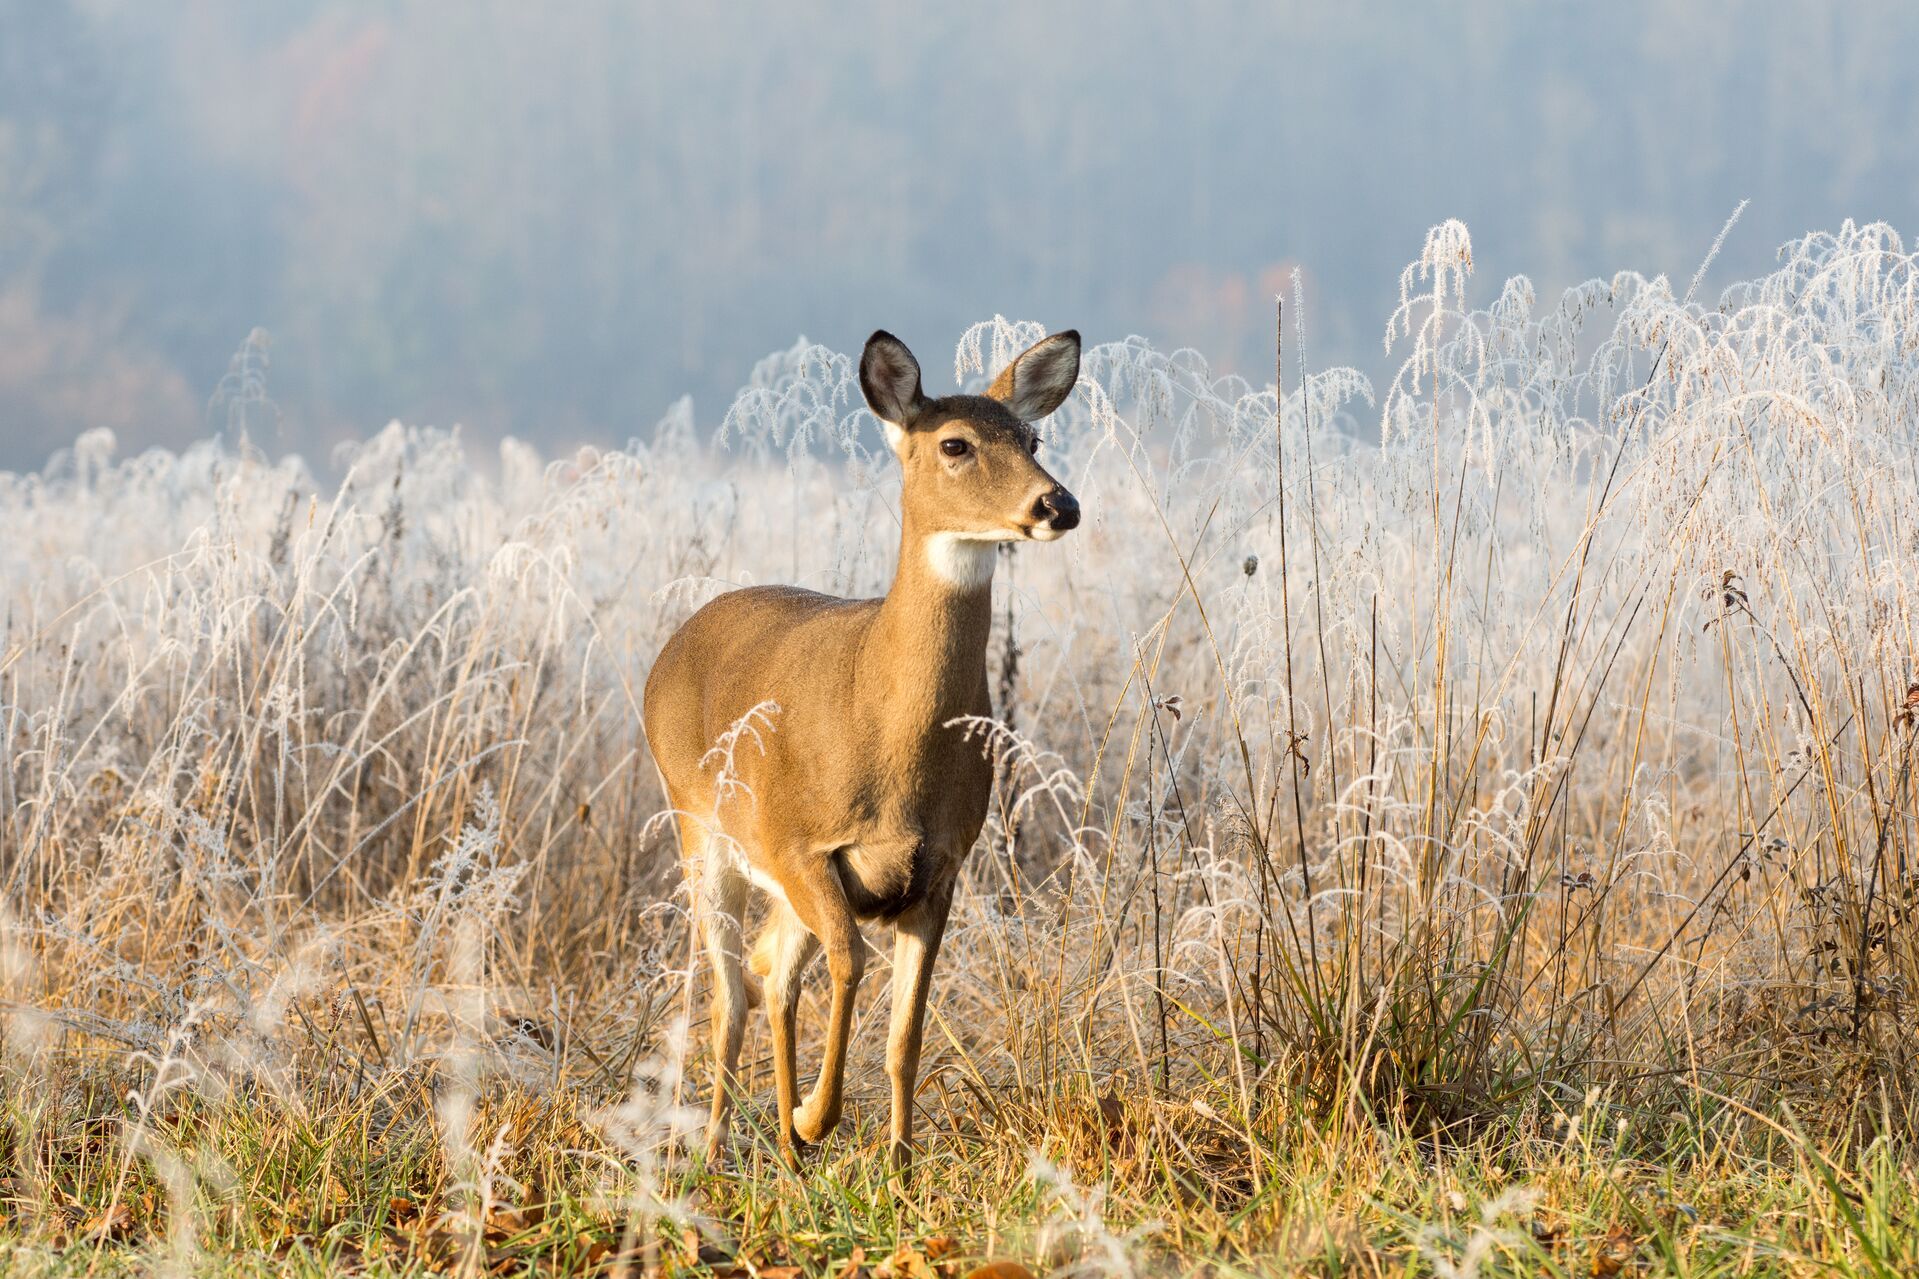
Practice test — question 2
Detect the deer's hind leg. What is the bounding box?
[685,818,756,1162]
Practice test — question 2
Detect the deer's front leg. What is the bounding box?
[775,856,865,1155]
[885,880,954,1170]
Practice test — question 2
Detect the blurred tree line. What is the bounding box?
[2,0,1916,469]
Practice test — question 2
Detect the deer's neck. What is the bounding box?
[861,524,997,737]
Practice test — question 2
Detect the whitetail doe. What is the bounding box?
[644,329,1082,1167]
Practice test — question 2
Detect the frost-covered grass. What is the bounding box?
[4,219,1919,1276]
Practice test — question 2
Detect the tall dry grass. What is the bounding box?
[3,218,1918,1273]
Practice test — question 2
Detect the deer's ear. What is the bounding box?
[988,330,1080,422]
[860,331,926,450]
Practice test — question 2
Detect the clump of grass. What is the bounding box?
[4,220,1919,1275]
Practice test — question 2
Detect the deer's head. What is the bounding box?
[860,330,1081,579]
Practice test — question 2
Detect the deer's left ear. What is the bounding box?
[988,330,1080,422]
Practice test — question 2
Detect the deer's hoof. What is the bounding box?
[793,1097,841,1144]
[778,1132,812,1171]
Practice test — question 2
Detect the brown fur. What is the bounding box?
[643,329,1081,1167]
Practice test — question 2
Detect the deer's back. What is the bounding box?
[645,585,876,796]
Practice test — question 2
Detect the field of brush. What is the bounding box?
[3,219,1919,1277]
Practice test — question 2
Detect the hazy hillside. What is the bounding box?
[5,0,1918,468]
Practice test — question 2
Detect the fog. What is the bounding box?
[3,0,1915,470]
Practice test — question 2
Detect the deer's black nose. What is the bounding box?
[1034,486,1080,531]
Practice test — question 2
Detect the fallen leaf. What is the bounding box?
[1589,1225,1635,1277]
[880,1245,939,1279]
[81,1202,136,1240]
[963,1264,1036,1279]
[485,1204,537,1240]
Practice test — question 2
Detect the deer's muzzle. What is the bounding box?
[1032,486,1080,533]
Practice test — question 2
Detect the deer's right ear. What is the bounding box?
[860,330,926,452]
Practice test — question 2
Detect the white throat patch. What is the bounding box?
[924,533,1007,590]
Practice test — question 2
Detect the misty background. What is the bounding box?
[3,0,1916,472]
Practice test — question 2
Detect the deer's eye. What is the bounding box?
[1027,436,1040,455]
[940,438,970,457]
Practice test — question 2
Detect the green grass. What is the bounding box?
[3,1060,1916,1277]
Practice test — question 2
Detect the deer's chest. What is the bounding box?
[833,718,994,919]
